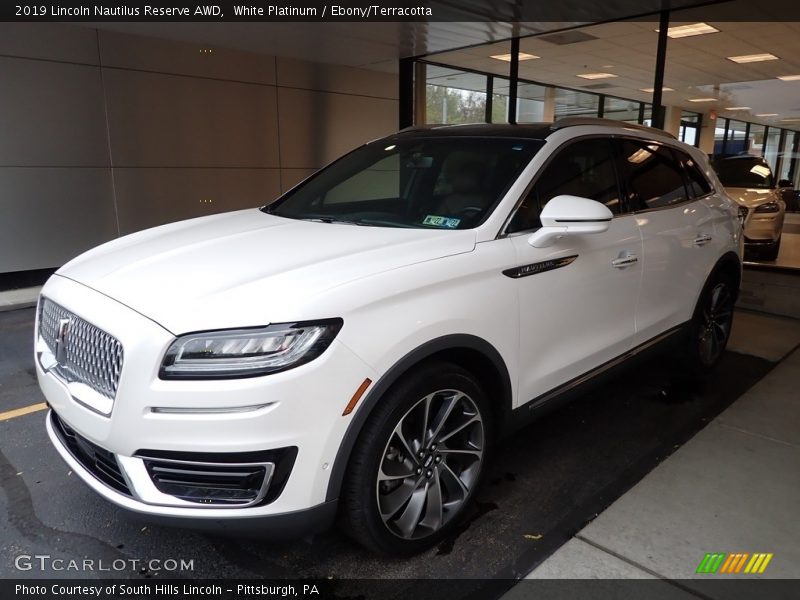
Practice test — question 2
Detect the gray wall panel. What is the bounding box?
[276,57,397,99]
[277,87,398,169]
[0,57,110,167]
[0,23,99,64]
[1,26,398,274]
[279,168,317,193]
[99,31,276,85]
[103,69,280,168]
[0,168,116,271]
[112,168,281,234]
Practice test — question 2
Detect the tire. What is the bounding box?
[340,361,491,555]
[762,236,781,261]
[683,272,736,373]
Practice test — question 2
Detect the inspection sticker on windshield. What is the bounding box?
[422,215,461,229]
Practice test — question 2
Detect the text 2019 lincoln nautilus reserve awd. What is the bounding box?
[36,118,742,554]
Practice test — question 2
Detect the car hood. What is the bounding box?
[724,187,780,209]
[57,209,477,333]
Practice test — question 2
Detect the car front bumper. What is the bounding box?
[744,211,784,244]
[36,274,376,523]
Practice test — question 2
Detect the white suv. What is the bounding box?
[36,118,742,554]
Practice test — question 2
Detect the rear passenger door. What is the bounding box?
[615,139,716,343]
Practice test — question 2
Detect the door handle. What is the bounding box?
[612,253,638,268]
[693,233,713,246]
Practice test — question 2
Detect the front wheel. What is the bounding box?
[684,273,736,373]
[340,361,490,554]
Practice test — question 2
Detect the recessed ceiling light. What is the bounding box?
[659,22,719,38]
[601,64,614,68]
[780,118,800,122]
[777,74,800,81]
[688,98,717,102]
[490,52,539,62]
[725,106,751,111]
[577,73,618,80]
[756,113,778,117]
[727,53,779,64]
[640,87,674,93]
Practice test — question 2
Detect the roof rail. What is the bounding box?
[550,117,677,139]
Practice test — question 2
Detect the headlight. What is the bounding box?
[754,201,779,213]
[160,319,343,379]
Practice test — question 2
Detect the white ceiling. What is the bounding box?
[426,15,800,127]
[87,1,800,126]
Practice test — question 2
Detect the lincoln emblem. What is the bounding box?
[55,318,70,363]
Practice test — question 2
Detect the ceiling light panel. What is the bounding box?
[777,74,800,81]
[490,52,539,62]
[662,23,719,38]
[576,72,617,80]
[727,53,779,63]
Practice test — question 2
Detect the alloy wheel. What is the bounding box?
[375,389,485,540]
[698,282,734,366]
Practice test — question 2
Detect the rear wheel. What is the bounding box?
[684,272,736,372]
[340,361,490,555]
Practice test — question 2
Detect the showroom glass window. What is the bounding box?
[779,131,797,182]
[604,97,641,123]
[507,138,621,233]
[424,66,487,125]
[764,127,782,172]
[266,138,543,229]
[617,140,688,210]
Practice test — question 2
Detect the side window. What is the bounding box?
[618,140,688,210]
[507,138,621,233]
[679,153,713,198]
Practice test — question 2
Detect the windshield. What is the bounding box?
[713,157,774,189]
[263,137,543,229]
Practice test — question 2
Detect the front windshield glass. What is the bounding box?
[264,137,544,229]
[713,158,774,189]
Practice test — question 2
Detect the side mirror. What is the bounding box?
[778,179,793,189]
[527,195,613,248]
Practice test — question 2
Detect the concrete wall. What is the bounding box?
[0,24,398,273]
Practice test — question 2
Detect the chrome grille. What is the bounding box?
[39,298,124,399]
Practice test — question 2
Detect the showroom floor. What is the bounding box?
[507,312,800,590]
[0,302,797,595]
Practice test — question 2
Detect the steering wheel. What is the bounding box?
[457,206,484,217]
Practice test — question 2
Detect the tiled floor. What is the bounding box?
[511,311,800,589]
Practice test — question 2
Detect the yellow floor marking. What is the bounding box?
[0,402,47,422]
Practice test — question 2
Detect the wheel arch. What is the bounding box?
[325,334,512,502]
[708,251,742,302]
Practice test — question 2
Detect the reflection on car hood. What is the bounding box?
[56,209,477,333]
[724,187,781,209]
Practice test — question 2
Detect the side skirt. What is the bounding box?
[506,322,690,435]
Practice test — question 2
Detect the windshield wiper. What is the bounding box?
[300,217,376,226]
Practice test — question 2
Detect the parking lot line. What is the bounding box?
[0,402,47,422]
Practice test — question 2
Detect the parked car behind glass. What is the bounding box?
[712,155,786,260]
